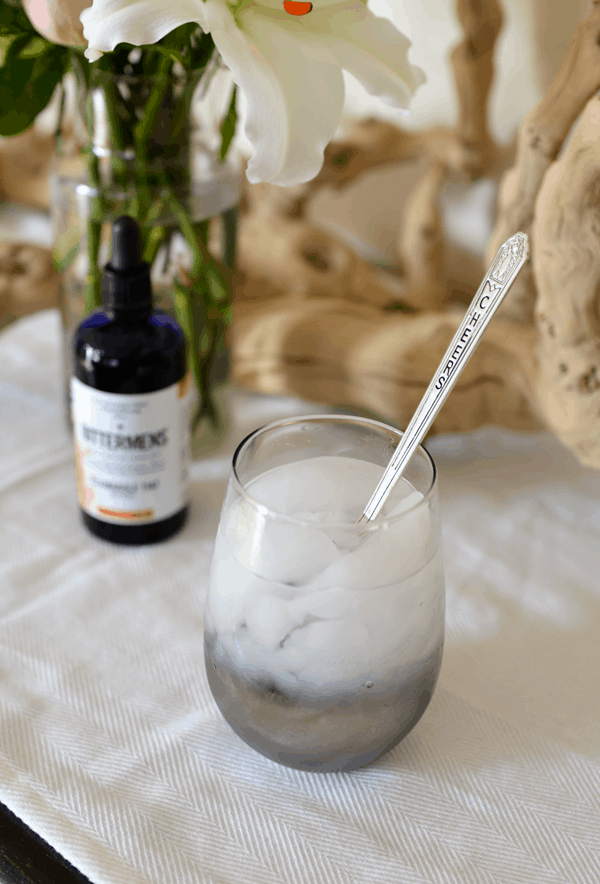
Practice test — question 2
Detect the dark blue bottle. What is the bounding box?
[72,216,190,545]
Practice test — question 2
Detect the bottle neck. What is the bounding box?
[104,304,153,322]
[102,260,153,316]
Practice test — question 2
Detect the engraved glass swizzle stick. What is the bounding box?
[359,232,530,524]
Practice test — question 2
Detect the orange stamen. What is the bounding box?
[283,1,313,15]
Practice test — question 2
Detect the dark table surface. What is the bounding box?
[0,803,92,884]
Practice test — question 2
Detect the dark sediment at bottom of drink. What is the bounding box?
[204,631,443,773]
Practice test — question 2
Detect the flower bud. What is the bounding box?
[22,0,88,47]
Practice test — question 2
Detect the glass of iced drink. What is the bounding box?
[204,415,444,773]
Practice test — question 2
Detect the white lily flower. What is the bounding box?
[80,0,425,186]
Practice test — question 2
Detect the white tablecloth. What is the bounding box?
[1,309,599,884]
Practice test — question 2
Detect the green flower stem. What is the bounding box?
[168,192,229,292]
[69,51,91,125]
[167,192,204,276]
[101,80,129,192]
[53,82,66,148]
[195,218,210,248]
[132,55,172,225]
[173,276,204,427]
[221,205,238,272]
[144,191,170,226]
[137,190,170,258]
[80,75,110,313]
[149,44,186,68]
[219,84,237,163]
[198,314,223,428]
[83,148,104,312]
[166,193,231,429]
[192,218,227,429]
[166,194,206,421]
[143,224,168,267]
[169,194,223,429]
[84,217,103,313]
[133,54,171,156]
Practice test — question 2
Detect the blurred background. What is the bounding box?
[310,0,593,265]
[0,0,594,340]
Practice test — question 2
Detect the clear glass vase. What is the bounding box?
[51,63,240,457]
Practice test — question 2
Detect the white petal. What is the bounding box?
[305,3,425,109]
[80,0,208,59]
[205,3,345,186]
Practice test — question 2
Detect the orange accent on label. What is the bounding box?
[283,0,313,14]
[75,442,95,510]
[178,370,192,399]
[97,507,154,520]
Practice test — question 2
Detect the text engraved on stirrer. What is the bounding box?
[434,234,527,391]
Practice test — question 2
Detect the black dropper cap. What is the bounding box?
[102,216,152,315]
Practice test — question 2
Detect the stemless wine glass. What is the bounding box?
[204,415,445,773]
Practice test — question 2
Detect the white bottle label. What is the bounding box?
[71,375,191,525]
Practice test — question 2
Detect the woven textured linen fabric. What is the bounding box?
[0,309,599,884]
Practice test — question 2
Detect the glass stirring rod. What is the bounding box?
[359,231,530,524]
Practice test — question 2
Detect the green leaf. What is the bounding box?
[20,36,48,59]
[0,2,33,37]
[219,85,237,163]
[0,35,13,66]
[0,38,70,136]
